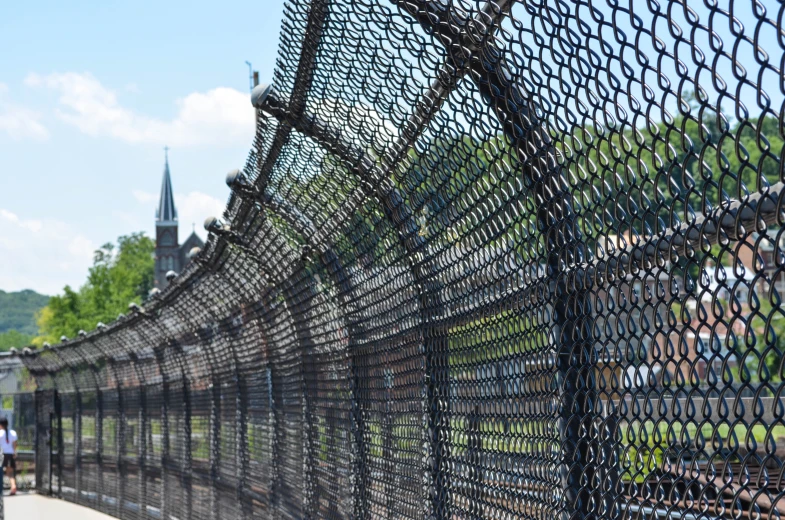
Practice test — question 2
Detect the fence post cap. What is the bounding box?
[226,168,244,188]
[251,83,273,108]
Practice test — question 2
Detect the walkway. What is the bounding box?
[5,494,116,520]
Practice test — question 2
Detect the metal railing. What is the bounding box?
[16,0,785,519]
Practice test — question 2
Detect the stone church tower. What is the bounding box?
[154,150,204,289]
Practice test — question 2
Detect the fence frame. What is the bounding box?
[13,0,785,519]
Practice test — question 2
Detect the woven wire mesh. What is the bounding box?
[18,0,785,518]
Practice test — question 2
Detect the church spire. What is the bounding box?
[156,146,177,223]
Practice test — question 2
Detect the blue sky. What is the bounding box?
[2,0,777,296]
[0,0,285,295]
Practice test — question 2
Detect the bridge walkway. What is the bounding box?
[5,494,116,520]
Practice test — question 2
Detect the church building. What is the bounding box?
[154,151,204,288]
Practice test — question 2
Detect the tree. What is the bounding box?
[0,330,34,352]
[0,289,49,335]
[36,232,155,344]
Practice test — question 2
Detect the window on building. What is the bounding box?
[160,231,174,246]
[161,256,172,272]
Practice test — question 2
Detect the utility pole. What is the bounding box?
[246,62,259,124]
[245,61,259,91]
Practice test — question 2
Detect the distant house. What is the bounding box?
[154,151,204,289]
[754,230,785,295]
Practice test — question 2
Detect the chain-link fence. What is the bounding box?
[17,0,785,518]
[0,357,38,517]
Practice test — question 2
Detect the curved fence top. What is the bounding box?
[17,0,785,519]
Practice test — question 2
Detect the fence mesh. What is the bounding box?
[17,0,785,518]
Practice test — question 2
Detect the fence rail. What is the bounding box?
[15,0,785,519]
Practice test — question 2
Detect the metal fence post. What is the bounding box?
[50,346,84,505]
[55,389,63,498]
[128,351,148,520]
[141,301,196,520]
[49,409,53,496]
[167,287,219,520]
[227,173,371,519]
[95,346,125,518]
[235,366,251,520]
[152,345,170,520]
[73,381,83,503]
[388,3,601,516]
[208,354,220,520]
[133,313,187,520]
[213,267,267,520]
[252,89,450,520]
[73,338,106,511]
[33,390,41,494]
[94,371,104,509]
[173,343,194,520]
[89,333,126,517]
[267,351,280,518]
[251,287,282,518]
[117,365,126,518]
[204,225,321,518]
[179,294,223,520]
[282,267,318,519]
[33,389,54,495]
[314,246,369,519]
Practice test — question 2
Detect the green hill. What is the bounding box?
[0,289,49,335]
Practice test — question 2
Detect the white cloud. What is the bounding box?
[25,72,255,147]
[175,191,227,235]
[0,208,97,294]
[0,83,49,141]
[68,235,96,261]
[133,189,225,239]
[112,210,143,229]
[132,189,157,204]
[0,208,43,233]
[0,190,221,294]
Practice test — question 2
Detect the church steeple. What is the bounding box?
[156,146,177,224]
[153,147,203,289]
[154,147,183,289]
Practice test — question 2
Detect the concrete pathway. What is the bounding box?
[5,494,116,520]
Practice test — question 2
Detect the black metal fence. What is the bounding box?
[0,359,37,516]
[17,0,785,518]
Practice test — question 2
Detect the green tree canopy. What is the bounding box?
[0,330,34,352]
[0,289,49,335]
[36,232,155,344]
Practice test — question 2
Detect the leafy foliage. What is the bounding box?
[0,289,49,335]
[36,232,155,344]
[0,330,34,352]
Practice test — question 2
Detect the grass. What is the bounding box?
[48,401,785,492]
